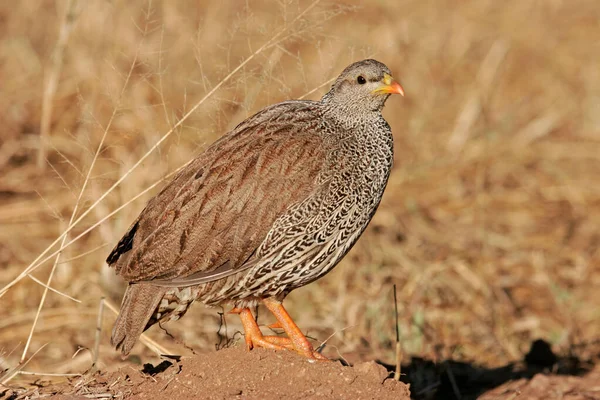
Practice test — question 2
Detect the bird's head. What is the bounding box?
[322,59,404,113]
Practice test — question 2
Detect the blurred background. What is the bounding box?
[1,0,599,388]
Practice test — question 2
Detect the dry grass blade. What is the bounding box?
[2,1,599,397]
[91,298,104,370]
[447,39,509,153]
[19,3,147,364]
[18,159,193,286]
[15,53,341,289]
[26,274,81,303]
[298,75,337,100]
[0,343,48,384]
[316,325,356,354]
[0,0,322,300]
[57,243,109,265]
[37,0,80,169]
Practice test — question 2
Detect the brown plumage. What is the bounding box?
[108,59,404,359]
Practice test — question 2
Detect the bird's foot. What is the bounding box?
[262,298,329,361]
[230,306,327,360]
[229,307,290,351]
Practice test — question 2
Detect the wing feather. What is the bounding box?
[107,101,326,283]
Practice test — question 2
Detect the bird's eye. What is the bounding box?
[357,76,366,84]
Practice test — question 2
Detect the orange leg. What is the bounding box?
[262,298,328,361]
[229,307,294,351]
[260,335,294,349]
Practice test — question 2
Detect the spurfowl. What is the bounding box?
[107,59,404,360]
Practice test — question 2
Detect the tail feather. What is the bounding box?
[111,283,166,355]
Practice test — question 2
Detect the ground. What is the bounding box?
[1,1,600,399]
[6,348,409,400]
[3,342,600,399]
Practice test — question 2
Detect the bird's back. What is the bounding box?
[107,100,328,284]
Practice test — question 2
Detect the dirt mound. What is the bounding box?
[24,347,409,399]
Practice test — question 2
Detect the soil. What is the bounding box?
[5,347,410,399]
[480,368,600,400]
[4,345,600,399]
[3,343,600,399]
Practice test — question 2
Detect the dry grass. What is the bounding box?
[1,0,599,385]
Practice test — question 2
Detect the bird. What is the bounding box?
[107,59,404,360]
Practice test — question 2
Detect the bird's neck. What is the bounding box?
[325,108,385,135]
[320,103,383,132]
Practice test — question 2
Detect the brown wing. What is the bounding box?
[107,100,326,283]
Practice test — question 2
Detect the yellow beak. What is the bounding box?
[372,73,404,96]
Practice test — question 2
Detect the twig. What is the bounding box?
[82,393,117,398]
[16,371,82,377]
[393,284,403,380]
[92,297,105,369]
